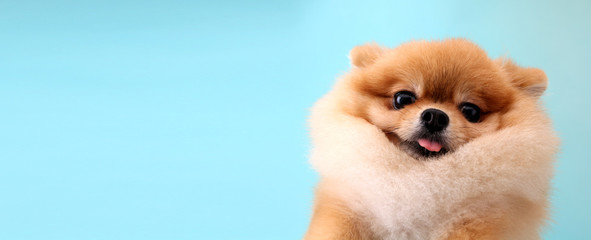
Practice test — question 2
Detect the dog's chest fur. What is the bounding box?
[331,158,482,240]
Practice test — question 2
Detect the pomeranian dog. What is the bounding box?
[304,39,558,240]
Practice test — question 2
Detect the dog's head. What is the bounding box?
[336,39,547,159]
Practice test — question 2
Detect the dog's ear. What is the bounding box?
[349,43,385,68]
[498,59,548,98]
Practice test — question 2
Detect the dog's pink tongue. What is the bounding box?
[418,138,442,152]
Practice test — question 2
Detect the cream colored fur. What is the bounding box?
[308,79,559,239]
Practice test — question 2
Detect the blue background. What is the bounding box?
[1,0,590,239]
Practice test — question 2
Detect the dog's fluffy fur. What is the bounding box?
[304,39,558,240]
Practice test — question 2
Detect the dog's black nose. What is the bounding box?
[421,108,449,132]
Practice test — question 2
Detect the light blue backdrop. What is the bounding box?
[1,0,589,239]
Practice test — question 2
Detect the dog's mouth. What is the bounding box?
[399,135,450,160]
[384,128,453,160]
[417,138,443,152]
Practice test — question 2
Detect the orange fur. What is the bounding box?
[304,181,369,240]
[343,39,531,152]
[305,39,556,240]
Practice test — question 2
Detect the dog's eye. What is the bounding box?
[393,91,417,110]
[459,103,481,123]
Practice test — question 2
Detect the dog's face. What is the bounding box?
[338,39,547,160]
